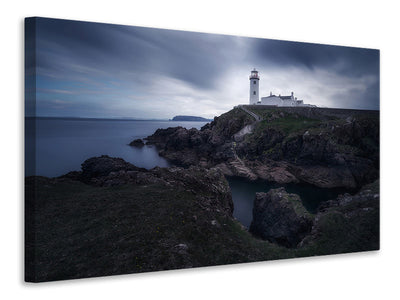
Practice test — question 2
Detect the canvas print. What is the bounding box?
[25,17,380,282]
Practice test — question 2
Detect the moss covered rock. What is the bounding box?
[249,188,313,248]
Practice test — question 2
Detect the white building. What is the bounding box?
[248,69,315,107]
[260,91,308,107]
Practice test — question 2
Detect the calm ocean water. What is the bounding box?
[25,118,207,177]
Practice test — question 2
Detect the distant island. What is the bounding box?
[171,115,212,122]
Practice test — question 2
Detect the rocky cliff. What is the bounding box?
[249,188,313,247]
[141,106,379,189]
[248,181,379,251]
[297,179,380,254]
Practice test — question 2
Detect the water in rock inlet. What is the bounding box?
[227,176,350,228]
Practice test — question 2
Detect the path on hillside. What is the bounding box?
[238,105,262,122]
[229,142,257,180]
[228,105,262,180]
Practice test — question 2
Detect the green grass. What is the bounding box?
[26,176,379,282]
[261,116,322,135]
[243,107,323,136]
[26,177,290,281]
[295,181,379,256]
[295,208,379,256]
[246,107,282,120]
[237,111,322,160]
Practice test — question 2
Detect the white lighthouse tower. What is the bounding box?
[249,68,260,104]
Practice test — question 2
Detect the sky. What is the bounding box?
[25,17,380,119]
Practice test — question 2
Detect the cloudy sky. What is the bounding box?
[25,17,380,119]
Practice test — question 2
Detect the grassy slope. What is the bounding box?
[239,107,379,162]
[295,180,379,256]
[26,178,291,282]
[248,107,324,135]
[27,177,378,282]
[207,107,254,137]
[246,106,378,137]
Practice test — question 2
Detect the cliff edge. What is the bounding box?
[143,106,379,189]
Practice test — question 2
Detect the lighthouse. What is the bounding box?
[249,68,260,104]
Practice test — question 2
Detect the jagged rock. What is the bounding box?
[140,107,379,189]
[81,155,144,181]
[74,156,234,215]
[55,155,234,216]
[152,165,234,216]
[233,124,255,142]
[249,188,313,248]
[298,180,379,253]
[129,139,145,147]
[289,165,357,189]
[250,161,299,184]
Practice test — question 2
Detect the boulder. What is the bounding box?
[129,139,145,147]
[78,156,233,215]
[249,188,313,248]
[80,155,145,181]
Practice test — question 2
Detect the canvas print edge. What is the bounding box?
[24,16,380,282]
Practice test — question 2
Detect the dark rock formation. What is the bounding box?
[70,156,233,215]
[139,107,379,189]
[248,181,379,251]
[129,138,145,147]
[144,109,254,168]
[86,155,234,214]
[249,188,313,248]
[298,180,379,254]
[80,155,146,183]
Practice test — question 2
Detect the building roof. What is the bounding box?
[280,96,292,100]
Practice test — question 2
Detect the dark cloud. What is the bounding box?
[253,37,379,77]
[35,18,238,90]
[330,79,380,110]
[26,17,380,118]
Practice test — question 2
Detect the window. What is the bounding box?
[253,91,256,95]
[253,81,256,84]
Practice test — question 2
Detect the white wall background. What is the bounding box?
[1,0,399,299]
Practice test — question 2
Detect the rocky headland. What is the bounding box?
[142,106,379,189]
[26,106,379,281]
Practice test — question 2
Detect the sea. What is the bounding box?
[25,117,347,228]
[25,117,206,177]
